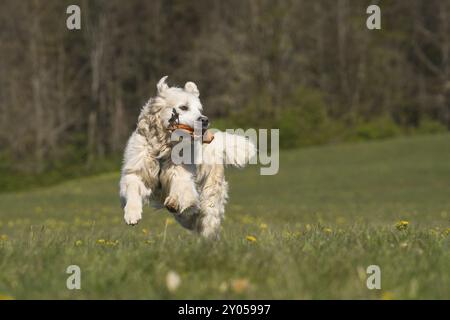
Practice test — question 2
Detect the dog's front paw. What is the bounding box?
[124,202,142,225]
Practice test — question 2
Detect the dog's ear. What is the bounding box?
[157,76,169,95]
[184,81,199,97]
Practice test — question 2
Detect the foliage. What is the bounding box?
[276,87,330,148]
[415,117,448,135]
[0,0,449,177]
[353,116,402,141]
[0,1,449,192]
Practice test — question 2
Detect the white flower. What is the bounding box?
[166,271,181,292]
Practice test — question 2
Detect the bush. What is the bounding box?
[228,91,275,129]
[415,117,448,135]
[352,116,402,141]
[277,87,330,148]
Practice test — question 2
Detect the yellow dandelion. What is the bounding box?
[246,235,257,243]
[218,281,228,293]
[231,278,250,294]
[96,239,106,244]
[381,291,395,300]
[0,234,8,241]
[259,223,268,230]
[106,240,119,246]
[0,294,14,300]
[74,240,83,246]
[323,227,332,234]
[282,230,302,240]
[395,220,409,231]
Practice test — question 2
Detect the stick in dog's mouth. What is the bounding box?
[167,110,214,144]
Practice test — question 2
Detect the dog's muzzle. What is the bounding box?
[198,115,209,131]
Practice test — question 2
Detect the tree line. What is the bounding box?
[0,0,449,179]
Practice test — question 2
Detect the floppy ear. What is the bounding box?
[184,81,199,97]
[157,76,169,94]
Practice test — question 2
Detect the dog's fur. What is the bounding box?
[119,76,256,239]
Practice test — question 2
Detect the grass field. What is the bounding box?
[0,134,449,299]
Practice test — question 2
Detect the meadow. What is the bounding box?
[0,134,449,299]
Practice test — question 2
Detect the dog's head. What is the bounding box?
[155,76,209,133]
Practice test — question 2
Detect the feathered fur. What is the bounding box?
[119,77,256,239]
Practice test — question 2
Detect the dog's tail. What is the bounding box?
[202,131,257,167]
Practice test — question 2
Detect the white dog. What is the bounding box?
[119,76,256,239]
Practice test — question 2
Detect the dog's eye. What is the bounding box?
[179,105,189,111]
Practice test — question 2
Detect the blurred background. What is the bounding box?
[0,0,449,191]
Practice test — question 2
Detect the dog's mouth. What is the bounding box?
[168,124,214,144]
[167,108,214,143]
[169,123,195,133]
[167,109,214,143]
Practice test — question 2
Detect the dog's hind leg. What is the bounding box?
[160,163,200,230]
[195,164,228,239]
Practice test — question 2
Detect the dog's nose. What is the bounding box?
[198,116,209,128]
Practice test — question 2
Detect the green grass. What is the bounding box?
[0,134,449,299]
